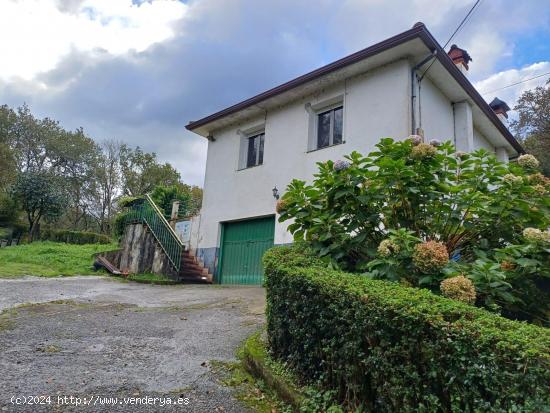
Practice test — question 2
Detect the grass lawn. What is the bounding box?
[0,241,118,277]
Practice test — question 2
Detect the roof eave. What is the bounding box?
[416,31,523,154]
[185,24,524,154]
[185,24,426,133]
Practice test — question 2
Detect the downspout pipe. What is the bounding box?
[411,50,437,135]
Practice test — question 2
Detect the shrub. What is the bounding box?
[278,137,550,322]
[40,229,112,245]
[443,240,550,324]
[264,246,550,412]
[117,195,141,208]
[279,138,549,270]
[113,211,129,238]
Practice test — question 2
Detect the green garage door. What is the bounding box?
[218,216,275,285]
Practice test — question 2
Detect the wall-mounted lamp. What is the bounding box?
[272,186,280,200]
[206,135,216,142]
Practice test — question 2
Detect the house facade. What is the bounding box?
[185,23,523,284]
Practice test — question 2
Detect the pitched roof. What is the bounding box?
[186,23,523,154]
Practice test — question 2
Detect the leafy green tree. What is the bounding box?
[120,146,181,196]
[0,103,201,237]
[49,128,102,230]
[0,193,18,227]
[511,80,550,176]
[0,105,17,190]
[11,172,66,241]
[10,104,63,173]
[91,139,123,234]
[150,184,193,219]
[181,183,203,214]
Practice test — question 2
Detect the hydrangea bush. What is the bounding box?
[440,275,477,304]
[278,137,550,323]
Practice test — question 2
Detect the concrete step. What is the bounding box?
[179,269,207,278]
[178,274,210,284]
[179,251,213,284]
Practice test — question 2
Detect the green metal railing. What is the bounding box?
[125,194,183,272]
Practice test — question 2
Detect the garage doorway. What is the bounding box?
[218,216,275,285]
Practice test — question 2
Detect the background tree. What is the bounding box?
[11,172,66,241]
[150,184,201,219]
[0,105,17,190]
[510,80,550,176]
[0,194,17,228]
[10,104,63,173]
[181,183,203,215]
[120,146,181,196]
[50,128,102,230]
[0,103,202,237]
[90,139,123,233]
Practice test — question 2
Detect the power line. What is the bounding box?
[443,0,483,48]
[419,0,483,80]
[479,71,550,96]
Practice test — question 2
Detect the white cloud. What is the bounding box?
[1,0,549,186]
[0,0,186,81]
[462,29,507,79]
[474,62,550,113]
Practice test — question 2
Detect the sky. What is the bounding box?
[0,0,549,186]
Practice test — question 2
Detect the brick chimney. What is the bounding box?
[448,44,472,75]
[489,97,511,126]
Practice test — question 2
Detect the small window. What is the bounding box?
[316,106,343,149]
[245,133,265,168]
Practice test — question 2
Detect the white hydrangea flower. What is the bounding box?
[377,239,399,257]
[523,227,550,243]
[518,154,540,169]
[503,174,523,185]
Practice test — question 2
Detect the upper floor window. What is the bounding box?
[316,106,343,149]
[245,132,265,168]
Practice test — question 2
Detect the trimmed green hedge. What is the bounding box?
[263,245,550,412]
[40,229,112,245]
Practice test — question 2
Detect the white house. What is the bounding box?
[185,23,522,285]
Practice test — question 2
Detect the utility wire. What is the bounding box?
[419,0,483,80]
[443,0,483,49]
[479,71,550,96]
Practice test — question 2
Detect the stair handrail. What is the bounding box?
[126,194,184,272]
[144,194,184,246]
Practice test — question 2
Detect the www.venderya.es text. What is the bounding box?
[10,395,190,408]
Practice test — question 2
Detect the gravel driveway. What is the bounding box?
[0,276,265,412]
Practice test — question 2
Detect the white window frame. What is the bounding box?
[245,132,265,168]
[315,105,343,149]
[237,124,265,170]
[305,95,345,152]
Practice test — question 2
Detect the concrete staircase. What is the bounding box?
[119,195,213,284]
[178,250,213,283]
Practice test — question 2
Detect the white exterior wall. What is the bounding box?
[473,128,495,152]
[199,59,411,251]
[419,77,454,142]
[420,79,497,155]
